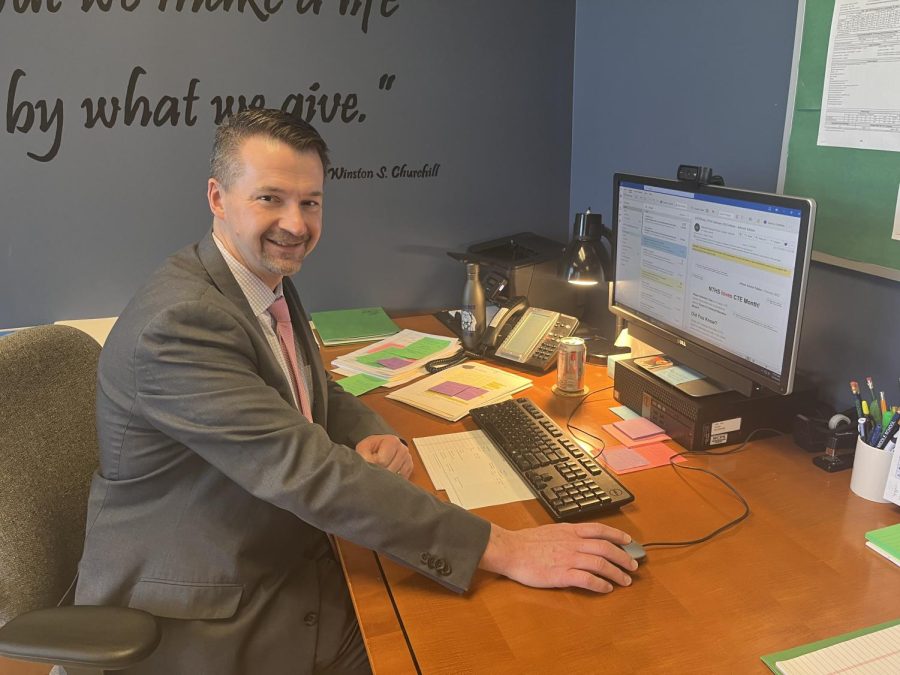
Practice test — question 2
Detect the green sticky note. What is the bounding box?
[400,337,451,359]
[336,373,387,396]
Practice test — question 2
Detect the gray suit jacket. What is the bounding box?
[75,232,490,674]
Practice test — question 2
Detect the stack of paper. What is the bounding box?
[331,329,460,388]
[596,417,684,475]
[604,417,670,446]
[386,362,531,421]
[310,306,399,346]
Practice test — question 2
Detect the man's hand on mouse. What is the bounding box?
[478,522,639,593]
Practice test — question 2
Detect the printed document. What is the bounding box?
[817,0,900,152]
[413,430,533,510]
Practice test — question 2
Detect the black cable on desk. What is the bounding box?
[564,385,613,461]
[641,427,783,549]
[565,391,779,550]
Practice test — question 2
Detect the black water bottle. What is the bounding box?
[460,262,486,350]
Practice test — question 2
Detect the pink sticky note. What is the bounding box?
[613,416,665,439]
[602,423,670,447]
[603,447,650,472]
[378,357,413,370]
[455,386,488,401]
[598,442,685,475]
[429,381,468,396]
[636,442,686,467]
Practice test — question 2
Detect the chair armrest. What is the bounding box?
[0,606,160,670]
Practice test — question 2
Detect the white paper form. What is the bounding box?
[817,0,900,152]
[776,623,900,673]
[413,431,534,510]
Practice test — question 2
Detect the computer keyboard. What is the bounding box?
[470,397,635,521]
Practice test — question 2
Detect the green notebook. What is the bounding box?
[761,618,900,673]
[865,522,900,564]
[310,307,399,346]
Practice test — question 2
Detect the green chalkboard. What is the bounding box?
[782,0,900,280]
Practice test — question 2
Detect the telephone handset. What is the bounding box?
[478,297,579,372]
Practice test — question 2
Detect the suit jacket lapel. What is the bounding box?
[197,231,258,326]
[196,231,297,408]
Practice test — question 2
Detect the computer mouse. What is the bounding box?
[621,540,646,562]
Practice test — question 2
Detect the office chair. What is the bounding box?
[0,325,160,674]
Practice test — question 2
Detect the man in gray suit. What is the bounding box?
[75,109,638,674]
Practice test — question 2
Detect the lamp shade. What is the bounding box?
[562,210,610,285]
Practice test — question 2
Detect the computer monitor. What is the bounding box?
[609,173,816,396]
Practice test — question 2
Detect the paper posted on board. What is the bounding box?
[817,0,900,152]
[893,184,900,242]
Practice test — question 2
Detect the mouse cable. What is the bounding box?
[641,427,783,549]
[562,392,778,549]
[564,385,613,460]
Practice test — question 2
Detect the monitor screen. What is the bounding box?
[610,174,816,395]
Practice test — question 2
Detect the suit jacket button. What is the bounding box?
[304,612,318,626]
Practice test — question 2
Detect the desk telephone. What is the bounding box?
[476,297,579,372]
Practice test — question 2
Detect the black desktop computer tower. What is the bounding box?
[613,358,812,451]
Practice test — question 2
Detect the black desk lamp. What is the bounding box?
[561,208,625,362]
[561,208,611,285]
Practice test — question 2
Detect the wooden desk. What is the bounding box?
[332,315,900,674]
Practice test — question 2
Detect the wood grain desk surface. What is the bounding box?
[331,315,900,674]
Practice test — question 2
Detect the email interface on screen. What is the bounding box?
[614,180,804,383]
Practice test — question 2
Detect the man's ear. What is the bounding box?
[208,178,226,220]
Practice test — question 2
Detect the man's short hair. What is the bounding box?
[211,108,330,188]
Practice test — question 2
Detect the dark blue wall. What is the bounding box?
[0,2,575,327]
[570,0,898,408]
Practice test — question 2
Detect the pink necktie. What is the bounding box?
[268,297,313,422]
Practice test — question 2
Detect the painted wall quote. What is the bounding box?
[2,0,400,162]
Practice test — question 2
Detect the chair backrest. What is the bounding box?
[0,325,102,625]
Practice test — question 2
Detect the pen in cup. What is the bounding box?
[850,381,864,419]
[868,425,882,446]
[866,376,879,417]
[875,410,900,450]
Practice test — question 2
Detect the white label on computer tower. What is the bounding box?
[711,417,741,435]
[709,433,728,445]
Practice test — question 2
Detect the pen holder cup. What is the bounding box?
[849,437,892,503]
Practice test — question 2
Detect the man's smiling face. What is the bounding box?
[208,134,325,289]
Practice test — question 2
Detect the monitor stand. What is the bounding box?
[632,354,731,398]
